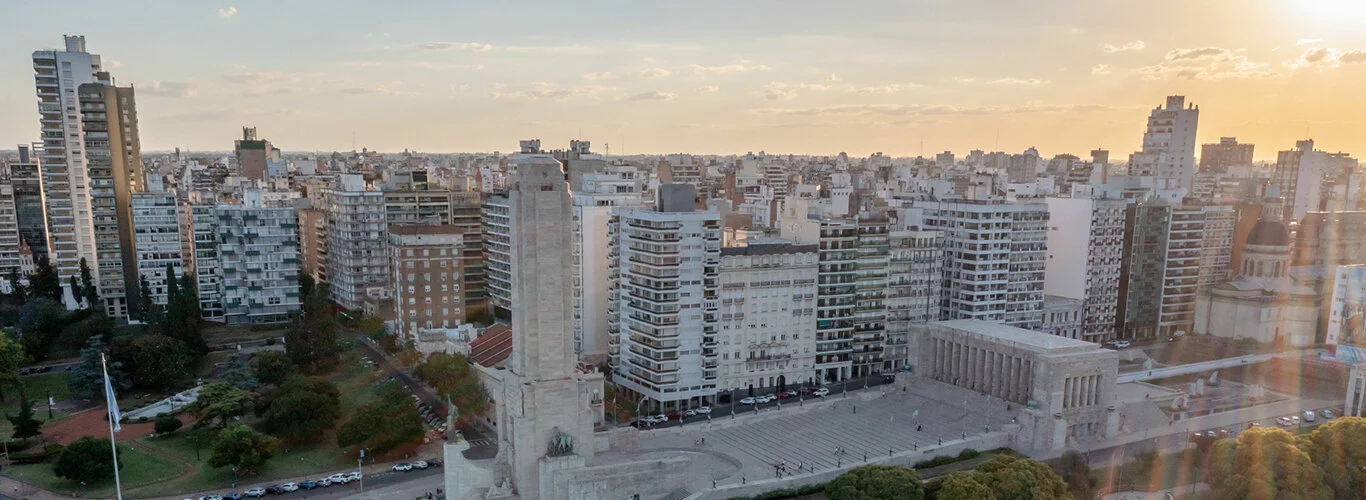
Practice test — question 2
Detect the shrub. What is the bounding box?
[957,448,979,460]
[913,455,955,469]
[10,442,63,464]
[154,414,183,435]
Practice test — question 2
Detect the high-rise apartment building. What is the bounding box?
[33,36,105,279]
[234,127,277,181]
[482,193,511,319]
[1045,196,1125,340]
[1273,139,1360,223]
[323,175,386,310]
[1128,96,1199,192]
[197,189,301,324]
[886,228,943,371]
[388,224,465,343]
[717,240,818,393]
[8,145,48,259]
[1119,198,1233,339]
[131,192,184,307]
[916,200,1049,330]
[450,191,486,319]
[296,207,326,283]
[572,164,647,362]
[81,81,144,318]
[778,199,860,383]
[1199,137,1254,173]
[0,173,22,276]
[851,216,890,378]
[185,201,222,319]
[608,184,722,411]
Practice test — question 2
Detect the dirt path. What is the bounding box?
[41,409,192,445]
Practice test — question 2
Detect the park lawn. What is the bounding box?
[0,372,71,438]
[0,443,181,497]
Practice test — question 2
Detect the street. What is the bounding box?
[636,374,898,430]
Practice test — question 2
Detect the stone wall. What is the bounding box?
[548,456,690,500]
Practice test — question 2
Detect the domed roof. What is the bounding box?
[1246,219,1290,247]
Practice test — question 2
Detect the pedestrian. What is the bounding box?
[916,424,922,431]
[938,438,942,445]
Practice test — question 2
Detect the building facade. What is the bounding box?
[1129,95,1200,192]
[131,192,183,307]
[1199,137,1254,173]
[717,240,818,395]
[918,200,1050,330]
[388,224,465,343]
[323,175,386,310]
[8,145,47,259]
[202,190,301,324]
[571,164,647,362]
[886,229,943,371]
[80,82,143,319]
[1045,196,1125,340]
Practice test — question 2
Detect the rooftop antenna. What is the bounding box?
[995,128,1000,150]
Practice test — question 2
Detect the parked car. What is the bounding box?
[693,406,711,415]
[813,388,830,397]
[281,483,300,493]
[1303,410,1317,423]
[197,495,222,500]
[314,477,332,487]
[327,473,350,484]
[243,488,266,498]
[757,394,776,403]
[784,390,800,398]
[1276,417,1294,428]
[427,458,444,467]
[298,480,319,490]
[263,486,284,495]
[413,460,430,469]
[392,463,414,472]
[1321,409,1335,420]
[345,471,363,482]
[223,494,244,500]
[739,396,758,405]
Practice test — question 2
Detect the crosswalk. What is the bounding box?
[467,438,494,448]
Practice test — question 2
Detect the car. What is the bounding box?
[281,482,299,493]
[393,463,414,472]
[784,390,800,398]
[197,496,222,500]
[413,460,430,469]
[693,406,711,415]
[1113,340,1131,349]
[1292,416,1301,425]
[1276,417,1294,427]
[315,477,332,487]
[1303,410,1317,423]
[757,394,776,403]
[813,388,830,397]
[263,486,284,495]
[1321,409,1335,420]
[652,413,668,423]
[298,480,318,490]
[739,396,758,405]
[345,471,363,482]
[243,488,266,498]
[327,473,350,484]
[427,458,444,467]
[223,494,243,500]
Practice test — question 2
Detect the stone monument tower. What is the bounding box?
[490,156,601,499]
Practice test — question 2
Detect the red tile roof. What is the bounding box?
[469,323,512,368]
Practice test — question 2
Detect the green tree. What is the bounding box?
[16,298,65,361]
[109,334,192,391]
[972,455,1069,500]
[208,424,279,475]
[1204,427,1331,500]
[933,472,997,500]
[67,336,125,400]
[54,310,113,355]
[29,256,61,302]
[154,414,183,435]
[54,436,120,484]
[67,276,79,307]
[260,377,340,442]
[136,274,155,324]
[79,258,98,311]
[248,351,294,386]
[826,465,925,500]
[219,359,259,391]
[1051,450,1096,500]
[7,387,42,440]
[191,382,255,428]
[7,267,26,302]
[337,383,425,453]
[285,283,340,372]
[0,331,28,402]
[1302,417,1366,500]
[299,273,314,303]
[414,352,488,420]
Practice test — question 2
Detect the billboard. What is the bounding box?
[1330,265,1366,363]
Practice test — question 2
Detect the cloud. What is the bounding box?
[824,73,842,83]
[338,84,410,96]
[489,84,616,101]
[139,81,197,98]
[752,102,1124,117]
[1292,47,1366,69]
[416,42,493,52]
[1101,40,1145,53]
[1296,38,1325,46]
[696,85,719,93]
[627,91,677,101]
[216,7,238,19]
[106,60,123,69]
[1091,64,1112,76]
[760,81,831,100]
[688,62,771,75]
[1137,47,1276,80]
[409,62,485,71]
[583,72,615,81]
[988,77,1050,87]
[850,83,921,94]
[634,68,672,78]
[764,88,798,100]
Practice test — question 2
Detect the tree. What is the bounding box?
[29,256,61,302]
[154,414,183,435]
[67,336,125,400]
[337,383,425,453]
[298,274,314,303]
[285,283,340,372]
[79,258,98,311]
[16,298,65,361]
[7,387,42,441]
[219,359,259,391]
[208,424,279,475]
[1204,427,1331,500]
[7,268,26,302]
[414,352,488,420]
[0,331,28,403]
[972,455,1069,500]
[54,310,113,355]
[1302,417,1366,500]
[932,472,997,500]
[136,274,155,324]
[192,382,255,428]
[260,377,340,442]
[1051,450,1096,500]
[54,436,120,484]
[109,334,192,391]
[826,465,925,500]
[249,351,294,386]
[67,276,79,308]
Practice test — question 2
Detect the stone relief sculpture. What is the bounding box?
[548,426,575,456]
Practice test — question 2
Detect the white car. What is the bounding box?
[693,406,712,415]
[280,483,299,493]
[392,463,414,472]
[413,460,430,469]
[758,395,776,403]
[198,496,222,500]
[243,489,265,498]
[739,397,758,405]
[315,478,332,487]
[813,388,830,397]
[327,473,350,484]
[345,471,363,482]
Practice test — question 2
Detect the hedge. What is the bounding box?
[10,443,63,464]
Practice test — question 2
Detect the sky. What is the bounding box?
[4,0,1366,161]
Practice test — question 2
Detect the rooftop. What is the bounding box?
[932,319,1099,353]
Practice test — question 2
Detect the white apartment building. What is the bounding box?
[482,194,511,318]
[608,184,721,412]
[852,216,890,378]
[1129,96,1200,192]
[185,201,222,320]
[572,164,647,362]
[717,240,818,394]
[201,189,301,325]
[778,198,856,383]
[1044,196,1125,340]
[131,192,183,306]
[32,36,104,279]
[324,175,386,310]
[887,229,943,371]
[0,178,22,275]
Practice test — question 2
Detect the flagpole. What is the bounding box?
[101,353,123,500]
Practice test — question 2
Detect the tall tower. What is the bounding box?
[494,156,603,499]
[1133,95,1199,193]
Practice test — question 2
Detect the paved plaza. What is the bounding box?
[614,377,1017,485]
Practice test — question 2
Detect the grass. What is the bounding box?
[0,372,71,438]
[0,443,182,497]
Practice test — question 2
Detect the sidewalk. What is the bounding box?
[0,475,67,500]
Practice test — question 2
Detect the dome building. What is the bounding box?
[1195,216,1319,346]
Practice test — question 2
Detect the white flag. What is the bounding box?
[104,363,122,432]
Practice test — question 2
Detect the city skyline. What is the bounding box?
[2,0,1366,159]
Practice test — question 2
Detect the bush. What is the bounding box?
[913,455,955,469]
[0,439,35,453]
[10,442,63,464]
[154,414,183,435]
[137,416,150,423]
[957,448,979,460]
